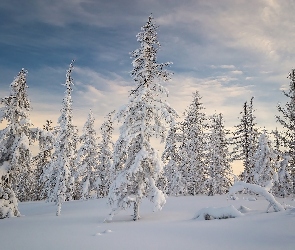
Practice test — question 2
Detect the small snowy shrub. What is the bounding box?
[0,186,20,219]
[195,205,243,220]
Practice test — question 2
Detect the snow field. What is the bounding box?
[1,194,295,250]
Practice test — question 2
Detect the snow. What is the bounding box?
[1,195,294,250]
[0,161,10,179]
[194,205,243,220]
[229,181,285,212]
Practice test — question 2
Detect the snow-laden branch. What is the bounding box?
[228,181,284,212]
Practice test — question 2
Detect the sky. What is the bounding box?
[1,0,295,169]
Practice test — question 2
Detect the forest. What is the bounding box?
[0,15,294,220]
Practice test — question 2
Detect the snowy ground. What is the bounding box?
[1,195,295,250]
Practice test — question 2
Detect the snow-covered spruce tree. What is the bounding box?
[33,120,55,201]
[273,154,293,197]
[96,111,114,198]
[272,128,283,160]
[76,110,100,200]
[250,131,276,187]
[162,122,186,196]
[0,69,35,203]
[231,97,258,183]
[205,113,233,196]
[0,163,20,218]
[178,91,207,195]
[276,69,295,193]
[108,15,177,221]
[47,61,79,215]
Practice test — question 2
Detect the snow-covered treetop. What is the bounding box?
[0,68,32,130]
[63,60,75,94]
[130,14,172,97]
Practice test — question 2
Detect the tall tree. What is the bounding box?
[179,91,207,195]
[276,69,295,193]
[96,111,114,198]
[205,113,233,195]
[108,15,177,221]
[0,69,34,202]
[232,97,258,183]
[76,110,100,200]
[162,122,186,196]
[47,61,79,215]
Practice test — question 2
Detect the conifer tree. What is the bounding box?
[232,97,258,183]
[76,110,100,200]
[179,91,207,195]
[272,128,283,159]
[205,113,233,195]
[33,120,55,200]
[47,61,79,215]
[96,111,114,198]
[250,131,276,187]
[108,15,177,221]
[162,122,186,196]
[277,69,295,193]
[272,154,293,197]
[0,69,34,202]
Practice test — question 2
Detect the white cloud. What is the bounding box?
[231,70,243,75]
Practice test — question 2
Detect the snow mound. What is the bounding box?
[195,205,244,220]
[103,229,112,233]
[238,205,252,213]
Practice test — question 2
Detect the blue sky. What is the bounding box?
[1,0,294,142]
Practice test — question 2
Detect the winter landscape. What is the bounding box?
[1,1,295,250]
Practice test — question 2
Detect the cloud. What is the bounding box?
[231,70,243,75]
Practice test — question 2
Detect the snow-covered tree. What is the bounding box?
[205,113,233,195]
[179,91,207,195]
[96,111,114,198]
[250,131,276,187]
[0,69,34,202]
[47,61,79,215]
[232,97,258,183]
[276,69,295,193]
[76,110,100,200]
[272,128,283,159]
[0,162,20,219]
[108,15,177,221]
[273,154,293,197]
[162,122,186,196]
[33,120,55,201]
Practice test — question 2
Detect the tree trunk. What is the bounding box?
[133,199,140,221]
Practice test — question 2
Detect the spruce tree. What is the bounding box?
[0,69,34,202]
[76,110,100,200]
[179,91,207,195]
[33,120,55,201]
[108,15,177,221]
[232,97,258,183]
[205,113,233,195]
[47,61,79,215]
[273,154,293,197]
[96,111,114,198]
[162,122,186,196]
[276,69,295,193]
[250,131,276,187]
